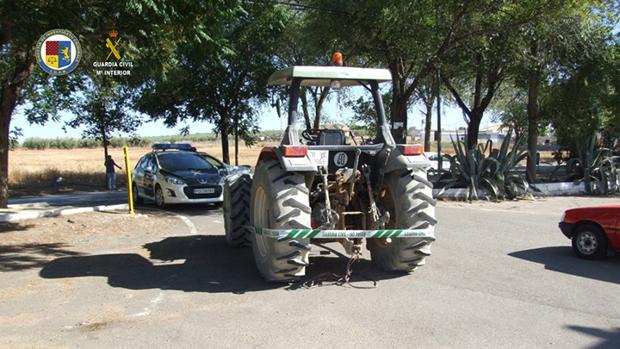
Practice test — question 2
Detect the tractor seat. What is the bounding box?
[318,129,346,145]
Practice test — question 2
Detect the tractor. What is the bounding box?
[223,58,436,282]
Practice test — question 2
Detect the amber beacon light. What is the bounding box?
[331,51,343,66]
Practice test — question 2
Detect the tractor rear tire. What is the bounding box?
[250,159,311,282]
[224,173,252,247]
[368,168,437,272]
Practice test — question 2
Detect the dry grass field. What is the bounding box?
[8,142,272,196]
[8,139,552,197]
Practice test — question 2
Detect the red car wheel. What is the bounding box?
[571,223,608,260]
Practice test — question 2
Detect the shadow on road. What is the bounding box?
[509,246,620,284]
[136,203,222,218]
[0,243,82,271]
[39,235,401,293]
[566,325,620,349]
[0,222,34,234]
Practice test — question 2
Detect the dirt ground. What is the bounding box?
[0,211,180,272]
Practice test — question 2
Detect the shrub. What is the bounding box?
[440,130,529,200]
[564,134,619,194]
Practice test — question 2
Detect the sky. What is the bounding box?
[11,88,499,141]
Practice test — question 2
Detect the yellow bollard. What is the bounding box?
[123,146,135,215]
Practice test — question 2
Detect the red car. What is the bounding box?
[559,204,620,259]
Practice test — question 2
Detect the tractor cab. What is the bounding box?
[267,65,394,148]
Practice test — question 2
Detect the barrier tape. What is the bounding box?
[254,227,435,239]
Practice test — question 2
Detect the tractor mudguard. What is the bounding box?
[383,148,432,174]
[256,146,318,173]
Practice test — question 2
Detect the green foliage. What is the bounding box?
[9,128,22,150]
[65,78,143,148]
[563,134,619,195]
[344,91,391,131]
[19,136,149,150]
[136,1,287,163]
[441,130,529,200]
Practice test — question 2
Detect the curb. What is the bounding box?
[0,203,129,223]
[433,182,587,200]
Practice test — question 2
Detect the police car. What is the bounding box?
[132,143,229,207]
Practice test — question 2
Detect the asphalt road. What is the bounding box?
[1,196,619,348]
[8,191,127,208]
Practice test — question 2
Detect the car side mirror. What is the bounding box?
[145,165,153,173]
[218,168,228,176]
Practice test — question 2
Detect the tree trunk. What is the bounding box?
[234,119,239,166]
[424,99,433,151]
[526,42,540,183]
[467,110,483,149]
[220,115,230,165]
[0,48,34,208]
[299,89,312,130]
[389,61,408,143]
[101,125,109,161]
[312,86,330,130]
[0,98,12,208]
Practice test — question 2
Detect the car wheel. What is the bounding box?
[132,183,143,205]
[571,223,608,260]
[155,185,165,208]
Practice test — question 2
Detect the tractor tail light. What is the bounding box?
[283,145,308,157]
[399,144,424,156]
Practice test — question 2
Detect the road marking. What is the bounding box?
[131,291,165,317]
[175,214,197,235]
[148,208,198,235]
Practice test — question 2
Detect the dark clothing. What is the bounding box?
[105,159,119,173]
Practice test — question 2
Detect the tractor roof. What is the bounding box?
[267,66,392,86]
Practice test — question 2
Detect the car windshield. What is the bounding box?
[157,152,215,172]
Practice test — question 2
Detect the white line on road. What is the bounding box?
[175,214,197,235]
[148,208,198,235]
[131,291,165,317]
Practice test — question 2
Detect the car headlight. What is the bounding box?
[165,176,185,185]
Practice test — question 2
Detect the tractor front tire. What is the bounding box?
[368,168,437,272]
[250,159,311,282]
[224,173,252,247]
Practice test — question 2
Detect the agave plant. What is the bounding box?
[440,130,529,201]
[564,134,619,195]
[487,130,530,199]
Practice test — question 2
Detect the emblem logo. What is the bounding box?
[333,152,348,167]
[35,29,81,75]
[198,179,209,184]
[106,30,122,60]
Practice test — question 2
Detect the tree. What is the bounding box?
[345,91,391,131]
[0,0,224,207]
[542,36,618,150]
[439,1,558,149]
[274,12,333,130]
[65,79,142,160]
[137,2,287,164]
[415,79,436,151]
[513,2,617,181]
[305,0,527,144]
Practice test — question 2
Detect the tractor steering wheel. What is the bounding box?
[302,129,320,144]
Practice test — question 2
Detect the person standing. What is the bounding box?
[104,155,122,190]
